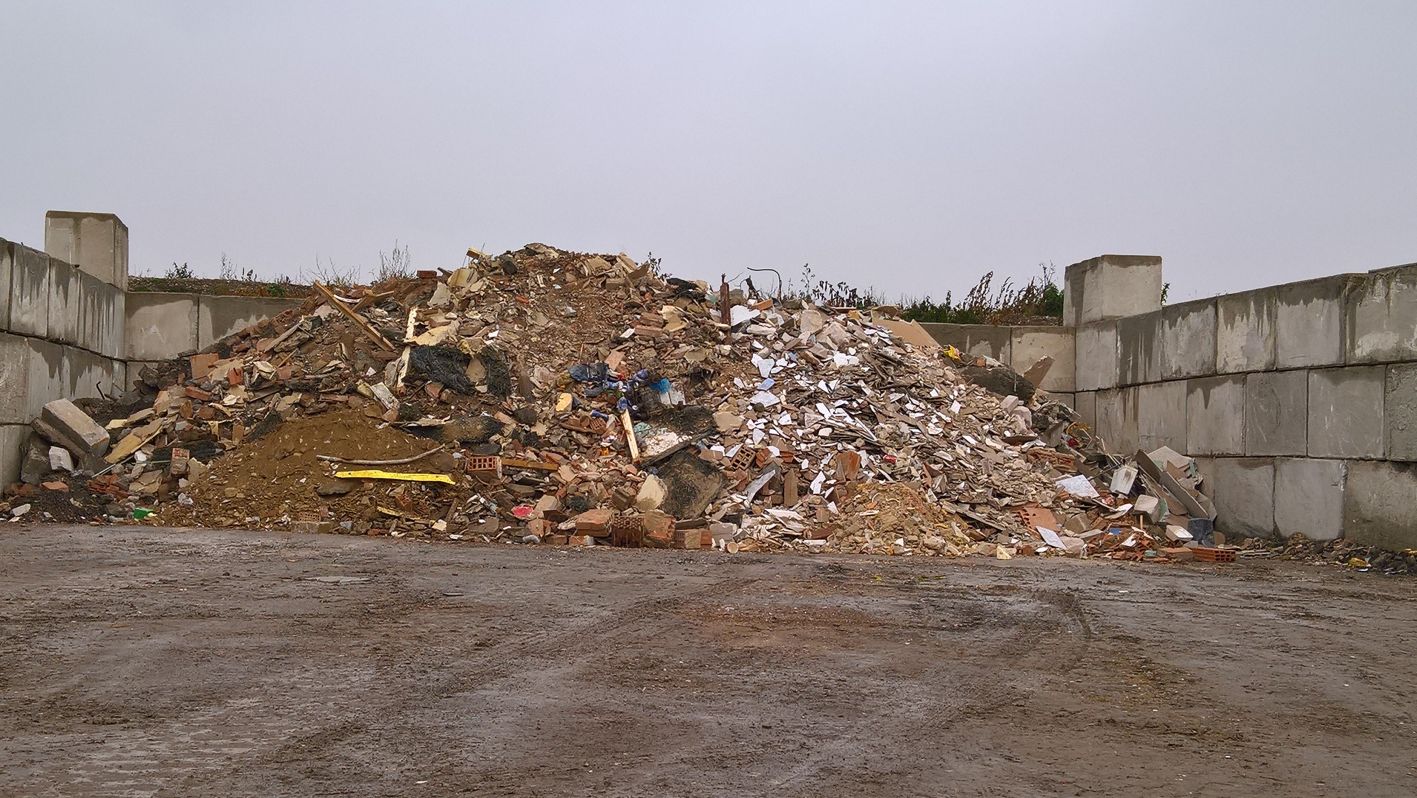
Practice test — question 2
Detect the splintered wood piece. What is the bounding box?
[312,281,395,351]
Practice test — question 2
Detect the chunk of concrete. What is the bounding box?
[38,399,109,457]
[1136,380,1186,453]
[1210,458,1275,538]
[1186,375,1245,456]
[1274,458,1345,541]
[1074,321,1119,391]
[1244,370,1308,456]
[634,475,666,511]
[1116,311,1162,386]
[1386,363,1417,461]
[1346,265,1417,364]
[1343,460,1417,550]
[1307,366,1384,459]
[48,445,74,472]
[1160,300,1217,380]
[1274,276,1350,368]
[1062,254,1163,327]
[1216,287,1276,373]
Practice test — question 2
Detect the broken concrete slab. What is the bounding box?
[38,399,109,457]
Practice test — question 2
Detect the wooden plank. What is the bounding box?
[312,281,395,351]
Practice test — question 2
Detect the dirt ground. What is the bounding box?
[1,526,1414,798]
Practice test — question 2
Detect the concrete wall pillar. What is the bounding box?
[44,211,128,290]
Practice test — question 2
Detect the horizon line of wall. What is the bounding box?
[923,254,1417,550]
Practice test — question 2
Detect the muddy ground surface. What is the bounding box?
[1,526,1414,797]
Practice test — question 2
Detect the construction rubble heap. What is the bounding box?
[5,243,1244,563]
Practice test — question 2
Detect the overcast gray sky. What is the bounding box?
[2,1,1415,302]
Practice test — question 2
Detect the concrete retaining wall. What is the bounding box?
[920,322,1075,396]
[0,238,129,484]
[1071,256,1417,548]
[0,230,298,484]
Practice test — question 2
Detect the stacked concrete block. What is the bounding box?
[1062,254,1163,327]
[1093,387,1138,454]
[0,238,12,329]
[1244,370,1308,456]
[1136,380,1186,453]
[1346,264,1417,364]
[1344,461,1417,550]
[1209,458,1276,538]
[1117,311,1162,386]
[0,424,29,487]
[1385,364,1417,460]
[1074,321,1119,391]
[44,211,128,289]
[1071,391,1097,428]
[1159,300,1217,379]
[78,270,126,360]
[125,292,200,360]
[919,323,1011,362]
[1185,375,1245,455]
[1274,276,1351,368]
[1307,367,1384,458]
[24,338,71,421]
[1274,458,1346,541]
[1216,287,1276,373]
[198,295,301,349]
[1008,327,1075,392]
[47,257,81,346]
[0,333,29,423]
[9,244,50,338]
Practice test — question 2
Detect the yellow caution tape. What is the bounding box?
[335,470,455,484]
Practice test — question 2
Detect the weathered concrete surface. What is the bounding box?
[8,244,50,339]
[1072,390,1097,428]
[0,333,28,423]
[1274,276,1350,368]
[1210,457,1275,538]
[1116,310,1162,386]
[0,238,12,329]
[1074,321,1118,391]
[1344,460,1417,549]
[1062,254,1163,326]
[125,292,199,360]
[1216,287,1276,373]
[1186,375,1245,456]
[1093,387,1138,454]
[197,295,301,350]
[46,258,80,346]
[1274,458,1346,541]
[23,338,69,421]
[1386,363,1417,461]
[8,526,1416,798]
[1136,380,1186,453]
[1160,299,1217,380]
[1008,327,1074,392]
[77,270,125,360]
[1307,366,1385,459]
[1346,264,1417,364]
[1244,370,1309,457]
[0,423,28,486]
[44,211,128,288]
[918,323,1011,362]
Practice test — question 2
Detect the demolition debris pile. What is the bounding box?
[5,244,1234,562]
